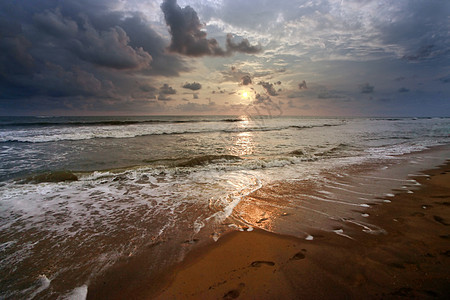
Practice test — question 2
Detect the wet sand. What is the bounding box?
[88,162,450,299]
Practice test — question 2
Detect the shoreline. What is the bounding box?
[87,160,450,299]
[154,161,450,299]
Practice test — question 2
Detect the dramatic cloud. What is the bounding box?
[226,34,262,54]
[182,82,202,90]
[161,0,261,57]
[360,83,375,94]
[0,0,189,110]
[241,75,252,85]
[33,8,78,38]
[33,8,153,70]
[0,0,449,116]
[74,25,152,70]
[0,23,34,79]
[259,81,278,96]
[159,83,176,95]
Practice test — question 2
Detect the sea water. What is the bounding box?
[0,116,449,298]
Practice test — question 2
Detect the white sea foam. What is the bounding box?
[0,119,345,143]
[29,275,51,299]
[1,116,448,298]
[64,285,88,300]
[333,229,354,240]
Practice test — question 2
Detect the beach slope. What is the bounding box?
[152,162,450,299]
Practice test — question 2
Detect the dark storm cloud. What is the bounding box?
[72,24,153,70]
[376,1,450,62]
[159,84,177,95]
[158,83,176,101]
[0,23,34,78]
[225,34,262,54]
[241,75,252,85]
[360,83,375,94]
[398,87,409,93]
[0,0,188,112]
[161,0,261,57]
[117,13,188,77]
[33,8,78,38]
[161,0,225,56]
[258,81,278,96]
[182,82,202,90]
[31,6,154,70]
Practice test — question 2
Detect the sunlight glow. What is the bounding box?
[229,132,254,156]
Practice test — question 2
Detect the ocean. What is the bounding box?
[0,115,449,298]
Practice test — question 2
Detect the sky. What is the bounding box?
[0,0,449,116]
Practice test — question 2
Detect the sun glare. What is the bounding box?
[242,91,248,99]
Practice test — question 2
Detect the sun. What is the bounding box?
[242,91,248,99]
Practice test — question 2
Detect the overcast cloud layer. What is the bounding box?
[0,0,448,116]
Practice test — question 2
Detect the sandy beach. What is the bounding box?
[86,161,450,299]
[2,0,450,297]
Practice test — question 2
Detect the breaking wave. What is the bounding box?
[0,123,345,143]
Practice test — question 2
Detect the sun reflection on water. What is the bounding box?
[229,132,254,156]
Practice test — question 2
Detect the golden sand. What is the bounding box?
[88,162,450,299]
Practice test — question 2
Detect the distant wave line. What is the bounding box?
[0,118,246,128]
[0,123,344,143]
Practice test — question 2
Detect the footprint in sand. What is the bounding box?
[250,261,275,267]
[290,251,306,260]
[433,215,449,226]
[182,238,199,244]
[223,283,245,299]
